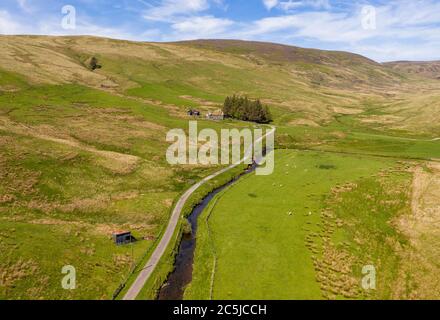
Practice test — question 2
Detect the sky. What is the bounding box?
[1,0,440,62]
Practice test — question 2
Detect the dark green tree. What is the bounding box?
[223,96,233,117]
[222,95,272,123]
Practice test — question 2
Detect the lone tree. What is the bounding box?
[222,95,272,123]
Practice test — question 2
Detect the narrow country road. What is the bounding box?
[123,127,275,300]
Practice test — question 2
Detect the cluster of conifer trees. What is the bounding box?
[223,95,272,123]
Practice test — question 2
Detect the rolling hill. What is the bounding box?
[384,60,440,80]
[0,35,439,300]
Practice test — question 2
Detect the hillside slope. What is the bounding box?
[2,35,432,130]
[0,35,439,299]
[384,61,440,80]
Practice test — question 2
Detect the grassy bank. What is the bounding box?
[117,163,249,300]
[185,150,412,299]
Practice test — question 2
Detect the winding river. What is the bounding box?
[158,164,257,300]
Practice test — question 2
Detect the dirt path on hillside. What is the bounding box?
[105,90,183,117]
[0,117,140,173]
[122,126,275,300]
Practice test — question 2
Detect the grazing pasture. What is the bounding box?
[186,150,415,299]
[1,36,439,299]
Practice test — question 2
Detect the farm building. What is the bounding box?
[206,111,224,121]
[187,109,201,116]
[112,231,135,245]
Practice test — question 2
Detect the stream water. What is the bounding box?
[157,165,256,300]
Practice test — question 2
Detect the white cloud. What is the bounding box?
[0,10,27,33]
[0,9,140,41]
[263,0,279,10]
[16,0,29,11]
[143,0,210,22]
[99,0,440,60]
[1,0,440,62]
[264,0,330,11]
[278,0,330,11]
[141,0,233,40]
[171,15,234,38]
[242,0,440,61]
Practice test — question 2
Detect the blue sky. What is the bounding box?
[1,0,440,62]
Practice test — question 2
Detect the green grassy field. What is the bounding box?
[0,78,250,299]
[185,150,413,299]
[0,36,439,300]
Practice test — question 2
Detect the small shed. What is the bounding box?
[187,109,201,116]
[207,111,224,121]
[112,231,134,245]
